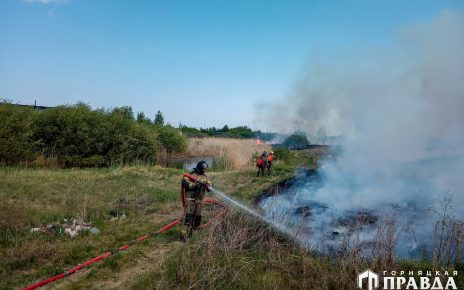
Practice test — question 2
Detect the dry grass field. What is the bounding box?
[186,138,271,171]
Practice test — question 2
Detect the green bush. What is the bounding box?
[105,113,160,165]
[282,131,310,149]
[272,147,294,163]
[157,125,186,154]
[0,104,38,164]
[35,104,109,162]
[0,103,187,167]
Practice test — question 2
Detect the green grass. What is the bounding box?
[0,165,185,289]
[0,154,304,289]
[3,150,460,290]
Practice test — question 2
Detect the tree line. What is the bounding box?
[0,102,186,167]
[179,124,276,141]
[0,100,311,167]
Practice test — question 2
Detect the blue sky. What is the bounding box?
[1,0,462,129]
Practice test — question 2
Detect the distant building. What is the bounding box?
[1,100,53,111]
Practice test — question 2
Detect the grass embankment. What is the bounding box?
[0,150,304,289]
[3,149,461,289]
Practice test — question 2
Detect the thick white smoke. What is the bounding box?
[255,10,464,213]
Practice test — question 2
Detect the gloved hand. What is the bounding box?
[203,180,212,188]
[194,181,203,190]
[203,180,212,192]
[195,180,211,188]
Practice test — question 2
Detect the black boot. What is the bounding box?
[193,215,202,229]
[179,214,194,242]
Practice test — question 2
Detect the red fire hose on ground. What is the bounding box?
[23,174,227,290]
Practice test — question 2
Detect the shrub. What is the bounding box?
[0,103,187,167]
[111,106,134,121]
[34,104,113,166]
[154,110,164,126]
[0,104,37,164]
[272,147,294,163]
[282,131,310,149]
[157,125,186,155]
[105,113,159,165]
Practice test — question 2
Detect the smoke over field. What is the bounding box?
[255,10,464,259]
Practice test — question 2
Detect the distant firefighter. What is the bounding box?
[179,161,212,241]
[267,150,274,175]
[256,151,268,177]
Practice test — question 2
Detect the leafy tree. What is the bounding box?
[157,125,186,154]
[136,112,152,124]
[154,110,164,126]
[0,103,188,167]
[35,104,112,166]
[0,104,37,164]
[111,106,134,121]
[272,147,295,163]
[179,125,208,137]
[229,126,254,138]
[282,131,310,149]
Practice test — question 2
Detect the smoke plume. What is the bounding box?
[255,10,464,213]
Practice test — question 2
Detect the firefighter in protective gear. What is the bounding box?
[267,150,274,175]
[179,160,212,241]
[256,151,268,177]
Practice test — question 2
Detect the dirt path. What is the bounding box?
[46,212,183,290]
[94,241,178,289]
[46,241,178,290]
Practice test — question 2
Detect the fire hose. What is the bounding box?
[23,174,227,290]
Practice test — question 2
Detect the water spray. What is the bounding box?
[209,185,309,248]
[183,173,307,247]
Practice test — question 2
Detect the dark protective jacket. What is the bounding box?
[182,171,211,202]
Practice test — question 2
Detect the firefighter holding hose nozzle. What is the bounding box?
[179,160,212,241]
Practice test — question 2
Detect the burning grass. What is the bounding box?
[131,211,463,289]
[186,137,272,171]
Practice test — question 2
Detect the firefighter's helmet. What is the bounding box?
[194,161,208,175]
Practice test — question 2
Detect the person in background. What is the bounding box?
[267,150,274,175]
[256,151,268,177]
